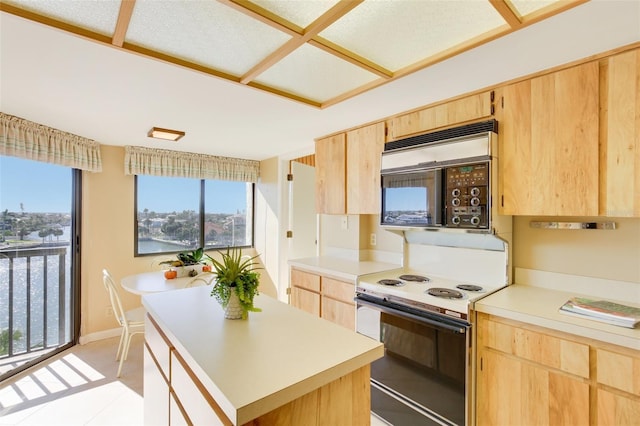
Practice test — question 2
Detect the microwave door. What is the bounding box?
[381,169,442,227]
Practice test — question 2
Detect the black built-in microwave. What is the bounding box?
[380,120,497,231]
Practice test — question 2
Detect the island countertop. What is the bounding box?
[142,286,383,425]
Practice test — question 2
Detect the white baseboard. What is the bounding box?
[79,328,122,345]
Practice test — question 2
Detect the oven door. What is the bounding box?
[356,296,470,426]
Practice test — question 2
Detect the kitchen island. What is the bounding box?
[142,286,383,425]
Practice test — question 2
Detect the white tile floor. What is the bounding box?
[0,335,144,425]
[1,335,388,425]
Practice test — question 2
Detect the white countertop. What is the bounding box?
[142,286,383,425]
[121,270,214,295]
[475,270,640,351]
[288,256,401,282]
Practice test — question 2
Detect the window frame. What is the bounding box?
[133,176,255,257]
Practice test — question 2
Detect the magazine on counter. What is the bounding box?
[559,297,640,329]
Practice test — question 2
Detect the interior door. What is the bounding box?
[288,161,317,261]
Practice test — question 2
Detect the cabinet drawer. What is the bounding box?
[145,315,172,380]
[481,316,589,378]
[291,268,321,292]
[291,287,321,316]
[322,277,354,304]
[597,348,640,396]
[171,351,231,426]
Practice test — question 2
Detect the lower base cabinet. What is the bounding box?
[476,313,640,426]
[290,268,356,330]
[145,312,373,425]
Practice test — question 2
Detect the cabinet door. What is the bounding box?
[321,296,355,330]
[143,346,169,426]
[598,389,640,426]
[386,92,494,140]
[477,349,590,426]
[291,287,321,316]
[600,48,640,217]
[499,62,599,215]
[315,133,346,214]
[346,122,385,214]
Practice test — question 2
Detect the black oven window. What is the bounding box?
[382,173,433,225]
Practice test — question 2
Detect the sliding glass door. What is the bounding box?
[0,156,80,380]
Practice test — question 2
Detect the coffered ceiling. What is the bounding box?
[1,0,587,108]
[1,1,639,161]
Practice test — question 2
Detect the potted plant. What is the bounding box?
[160,247,207,277]
[207,247,261,320]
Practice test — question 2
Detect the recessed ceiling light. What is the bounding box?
[147,127,185,141]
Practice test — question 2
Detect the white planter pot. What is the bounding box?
[176,265,203,278]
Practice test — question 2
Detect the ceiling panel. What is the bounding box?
[252,0,340,28]
[3,0,119,35]
[126,0,290,76]
[509,0,558,18]
[318,0,506,71]
[255,43,380,103]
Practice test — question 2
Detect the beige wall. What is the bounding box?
[318,210,640,284]
[80,145,276,339]
[512,216,640,283]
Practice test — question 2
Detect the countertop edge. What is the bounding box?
[475,285,640,351]
[236,345,384,424]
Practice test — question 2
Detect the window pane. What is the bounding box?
[205,181,253,248]
[136,175,200,254]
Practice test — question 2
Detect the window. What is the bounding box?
[135,175,254,255]
[0,155,80,380]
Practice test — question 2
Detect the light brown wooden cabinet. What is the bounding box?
[315,122,385,215]
[315,133,346,214]
[290,268,355,330]
[599,48,640,217]
[476,312,640,426]
[497,61,600,216]
[386,91,494,141]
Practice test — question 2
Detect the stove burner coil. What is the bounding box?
[378,279,404,287]
[456,284,483,292]
[399,274,430,283]
[427,287,464,299]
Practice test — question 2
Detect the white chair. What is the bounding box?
[102,269,145,377]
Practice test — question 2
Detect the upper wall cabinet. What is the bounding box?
[346,122,386,214]
[316,122,385,215]
[600,48,640,217]
[386,91,494,141]
[315,133,346,214]
[497,62,600,216]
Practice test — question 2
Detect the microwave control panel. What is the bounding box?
[444,163,490,228]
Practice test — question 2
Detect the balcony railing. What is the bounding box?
[0,246,69,368]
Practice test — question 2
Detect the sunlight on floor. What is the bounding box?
[0,335,143,425]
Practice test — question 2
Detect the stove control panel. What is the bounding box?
[444,162,489,229]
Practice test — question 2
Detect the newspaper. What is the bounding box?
[559,297,640,329]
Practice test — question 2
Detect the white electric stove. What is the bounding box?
[356,268,506,322]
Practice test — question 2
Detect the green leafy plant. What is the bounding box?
[207,247,261,319]
[160,247,206,267]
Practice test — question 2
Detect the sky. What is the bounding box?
[0,156,248,214]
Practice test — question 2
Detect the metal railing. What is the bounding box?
[0,246,69,360]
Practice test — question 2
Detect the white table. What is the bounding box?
[121,270,213,295]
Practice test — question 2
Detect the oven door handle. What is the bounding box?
[356,297,469,334]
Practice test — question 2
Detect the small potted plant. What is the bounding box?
[160,247,207,278]
[207,247,261,320]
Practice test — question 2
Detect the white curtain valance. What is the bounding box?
[124,145,260,183]
[0,112,102,172]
